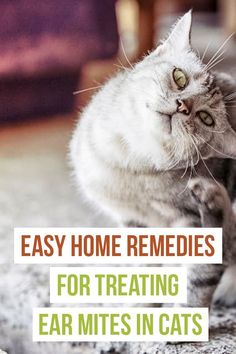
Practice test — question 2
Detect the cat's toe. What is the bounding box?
[188,177,226,213]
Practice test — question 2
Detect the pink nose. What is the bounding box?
[176,99,190,115]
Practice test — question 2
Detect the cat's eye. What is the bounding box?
[197,111,214,126]
[172,68,188,89]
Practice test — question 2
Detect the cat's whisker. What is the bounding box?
[206,51,225,71]
[188,134,220,186]
[205,54,225,72]
[177,126,188,165]
[73,85,103,95]
[189,134,200,165]
[178,124,191,178]
[116,58,130,72]
[193,139,220,186]
[179,158,193,195]
[120,39,134,69]
[181,141,189,178]
[163,141,177,170]
[181,154,189,178]
[196,134,234,159]
[165,130,186,171]
[201,40,211,62]
[114,63,125,70]
[204,54,225,73]
[205,56,225,71]
[205,33,234,69]
[200,154,220,186]
[165,145,181,171]
[205,46,226,67]
[200,126,226,134]
[171,123,193,181]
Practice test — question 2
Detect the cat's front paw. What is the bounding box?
[188,177,228,214]
[213,265,236,307]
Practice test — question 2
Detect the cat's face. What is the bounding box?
[127,11,236,170]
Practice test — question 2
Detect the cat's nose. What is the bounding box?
[176,99,191,115]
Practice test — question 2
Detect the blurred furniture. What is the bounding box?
[136,0,156,57]
[0,0,118,123]
[220,0,236,35]
[134,0,219,58]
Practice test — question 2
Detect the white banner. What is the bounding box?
[50,266,187,304]
[14,227,222,264]
[33,307,209,342]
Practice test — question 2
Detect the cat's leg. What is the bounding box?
[184,177,236,307]
[188,177,235,255]
[190,180,236,307]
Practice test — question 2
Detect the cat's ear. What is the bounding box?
[162,10,192,51]
[219,128,236,158]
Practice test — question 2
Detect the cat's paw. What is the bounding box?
[188,177,228,214]
[213,265,236,307]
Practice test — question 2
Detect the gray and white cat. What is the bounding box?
[70,11,236,308]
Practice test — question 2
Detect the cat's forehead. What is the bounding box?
[165,46,202,69]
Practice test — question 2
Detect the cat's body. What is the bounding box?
[70,11,236,308]
[71,115,235,227]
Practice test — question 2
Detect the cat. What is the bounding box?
[70,11,236,309]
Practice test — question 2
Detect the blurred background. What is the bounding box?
[0,1,236,353]
[0,0,235,123]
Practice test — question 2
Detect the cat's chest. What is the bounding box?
[122,169,198,220]
[142,170,191,200]
[147,172,196,215]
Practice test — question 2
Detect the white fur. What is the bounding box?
[70,11,236,307]
[214,265,236,306]
[70,12,236,223]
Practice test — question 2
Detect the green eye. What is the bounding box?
[197,111,214,126]
[173,68,188,89]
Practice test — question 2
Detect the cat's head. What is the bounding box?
[126,11,236,170]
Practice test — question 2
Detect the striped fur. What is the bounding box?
[70,12,236,308]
